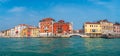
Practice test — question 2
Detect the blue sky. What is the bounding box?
[0,0,120,30]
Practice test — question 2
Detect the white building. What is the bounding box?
[9,28,15,37]
[14,24,29,37]
[69,22,73,34]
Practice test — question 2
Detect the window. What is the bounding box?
[57,28,62,33]
[92,29,96,32]
[96,25,98,27]
[85,29,87,32]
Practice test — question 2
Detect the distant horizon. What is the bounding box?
[0,0,120,31]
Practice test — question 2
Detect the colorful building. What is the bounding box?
[30,28,39,37]
[21,28,29,37]
[21,28,39,37]
[84,22,102,37]
[53,20,72,35]
[0,24,29,37]
[3,29,11,37]
[10,28,15,37]
[69,22,73,34]
[39,18,55,37]
[14,24,32,37]
[1,30,7,37]
[113,23,120,35]
[98,20,114,35]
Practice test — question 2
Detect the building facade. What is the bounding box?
[3,29,11,37]
[0,32,2,37]
[39,18,55,37]
[113,24,120,35]
[14,24,30,37]
[30,28,39,37]
[84,22,102,37]
[53,20,72,35]
[69,22,73,34]
[0,31,4,37]
[10,28,15,37]
[21,28,39,37]
[20,28,30,37]
[98,20,114,35]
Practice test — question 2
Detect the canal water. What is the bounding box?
[0,36,120,56]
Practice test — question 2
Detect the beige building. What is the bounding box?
[84,22,102,37]
[3,29,11,37]
[30,28,39,37]
[98,20,114,35]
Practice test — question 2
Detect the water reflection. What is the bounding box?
[0,38,73,54]
[38,38,72,54]
[84,38,104,51]
[0,37,120,56]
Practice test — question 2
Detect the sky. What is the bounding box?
[0,0,120,31]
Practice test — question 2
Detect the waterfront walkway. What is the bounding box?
[0,33,90,38]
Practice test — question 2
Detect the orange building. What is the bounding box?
[39,18,55,36]
[53,20,72,35]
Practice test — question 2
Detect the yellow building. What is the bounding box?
[98,20,113,35]
[84,22,102,37]
[20,28,28,37]
[21,28,39,37]
[30,28,39,37]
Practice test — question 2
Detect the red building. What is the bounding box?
[53,20,72,35]
[39,18,55,36]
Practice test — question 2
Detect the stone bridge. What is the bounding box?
[68,33,89,38]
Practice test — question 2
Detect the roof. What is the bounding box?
[85,22,100,24]
[18,24,36,28]
[23,28,39,30]
[54,20,71,25]
[19,24,29,26]
[39,18,55,22]
[97,19,112,23]
[58,20,64,23]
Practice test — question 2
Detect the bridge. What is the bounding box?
[67,33,90,38]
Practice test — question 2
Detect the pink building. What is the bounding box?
[113,24,120,34]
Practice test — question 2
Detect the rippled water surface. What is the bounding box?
[0,36,120,56]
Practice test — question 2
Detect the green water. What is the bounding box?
[0,36,120,56]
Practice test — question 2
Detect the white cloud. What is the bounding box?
[8,7,26,13]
